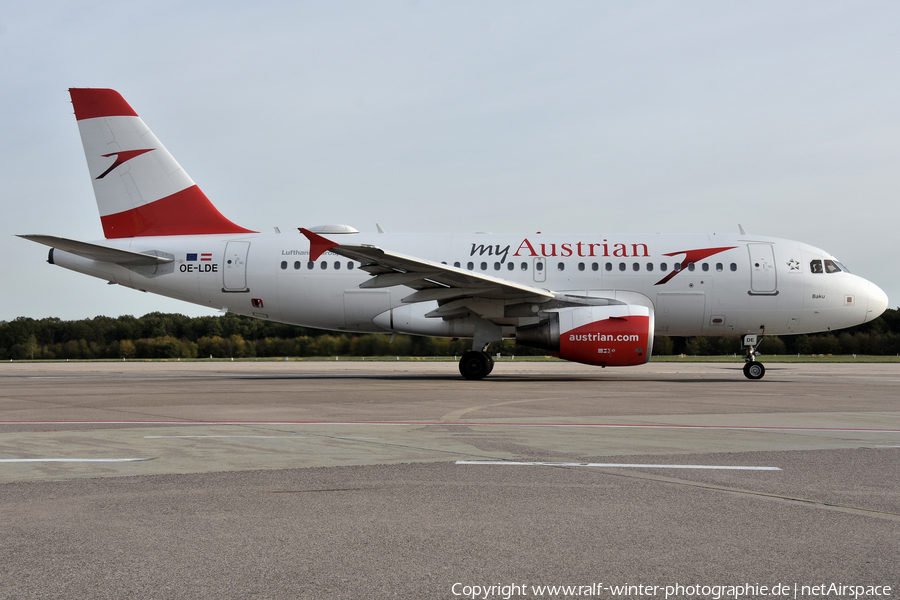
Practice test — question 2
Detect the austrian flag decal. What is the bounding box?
[180,252,218,274]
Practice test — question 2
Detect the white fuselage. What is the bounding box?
[50,230,886,339]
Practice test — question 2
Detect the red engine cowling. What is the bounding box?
[516,305,654,367]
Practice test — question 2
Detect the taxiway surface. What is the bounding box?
[1,361,898,599]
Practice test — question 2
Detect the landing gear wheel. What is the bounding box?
[459,351,491,380]
[743,362,766,380]
[485,353,495,375]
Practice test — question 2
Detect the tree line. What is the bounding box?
[1,308,898,360]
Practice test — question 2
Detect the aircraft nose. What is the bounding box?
[864,281,889,323]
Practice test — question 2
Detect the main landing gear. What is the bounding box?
[459,351,495,380]
[742,334,766,380]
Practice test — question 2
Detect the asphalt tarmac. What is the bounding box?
[1,361,898,599]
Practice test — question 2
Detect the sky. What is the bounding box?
[2,1,898,321]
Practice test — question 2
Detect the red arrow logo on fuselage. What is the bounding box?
[95,148,155,179]
[653,246,737,285]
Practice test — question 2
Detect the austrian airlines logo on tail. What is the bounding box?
[95,149,155,179]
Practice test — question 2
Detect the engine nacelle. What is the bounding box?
[516,305,654,367]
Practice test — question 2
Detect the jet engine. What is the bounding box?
[515,305,654,367]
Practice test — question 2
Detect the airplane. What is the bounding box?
[19,88,889,380]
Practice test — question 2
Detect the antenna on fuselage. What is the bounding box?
[738,224,748,235]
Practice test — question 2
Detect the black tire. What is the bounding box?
[459,351,490,380]
[743,361,765,380]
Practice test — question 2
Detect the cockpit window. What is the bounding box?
[824,259,842,274]
[810,260,823,274]
[833,260,850,273]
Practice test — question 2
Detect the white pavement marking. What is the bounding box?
[457,461,782,470]
[0,458,154,463]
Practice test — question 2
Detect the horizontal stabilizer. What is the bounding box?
[18,235,173,266]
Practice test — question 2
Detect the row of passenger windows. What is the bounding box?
[281,260,357,271]
[284,258,846,275]
[281,259,740,274]
[451,260,739,273]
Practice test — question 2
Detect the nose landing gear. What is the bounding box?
[742,361,766,380]
[742,333,766,380]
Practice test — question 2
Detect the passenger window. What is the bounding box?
[521,262,528,271]
[702,263,709,272]
[334,261,341,270]
[605,263,612,272]
[824,259,841,274]
[507,262,514,271]
[660,263,668,272]
[307,261,315,269]
[578,262,585,272]
[646,263,654,272]
[480,262,487,270]
[320,261,327,270]
[632,262,639,272]
[494,262,501,270]
[674,263,682,271]
[810,260,823,274]
[730,263,737,272]
[592,262,599,271]
[280,261,288,270]
[536,261,544,271]
[294,261,301,270]
[716,263,723,272]
[454,261,461,268]
[618,262,626,272]
[557,262,565,271]
[467,262,474,270]
[348,262,355,270]
[688,263,695,271]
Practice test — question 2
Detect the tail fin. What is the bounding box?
[69,88,255,239]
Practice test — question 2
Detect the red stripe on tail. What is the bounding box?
[100,186,256,238]
[70,88,138,120]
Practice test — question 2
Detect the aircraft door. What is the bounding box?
[223,241,250,292]
[533,257,546,282]
[344,290,392,331]
[748,243,777,294]
[656,292,706,335]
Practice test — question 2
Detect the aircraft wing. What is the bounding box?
[18,235,174,266]
[300,228,554,306]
